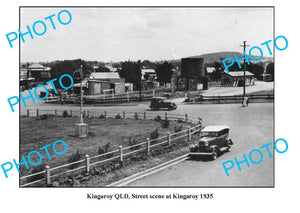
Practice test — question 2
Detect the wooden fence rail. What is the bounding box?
[190,94,274,104]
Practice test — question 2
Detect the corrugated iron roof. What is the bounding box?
[89,72,120,79]
[225,71,254,77]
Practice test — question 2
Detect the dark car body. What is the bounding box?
[189,125,233,160]
[150,97,177,110]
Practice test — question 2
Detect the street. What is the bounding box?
[20,99,273,187]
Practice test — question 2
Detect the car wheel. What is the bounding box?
[211,150,218,160]
[189,154,197,160]
[226,139,233,152]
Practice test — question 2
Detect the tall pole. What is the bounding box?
[138,60,142,101]
[239,41,249,97]
[80,65,83,124]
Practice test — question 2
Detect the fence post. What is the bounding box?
[198,117,202,128]
[70,110,72,117]
[153,90,155,97]
[37,109,39,117]
[87,110,89,118]
[27,109,29,117]
[85,154,90,173]
[146,138,151,155]
[165,112,168,120]
[45,165,50,185]
[123,111,125,119]
[127,92,129,102]
[185,113,188,122]
[144,111,146,120]
[119,146,123,165]
[187,126,191,142]
[104,110,107,118]
[55,109,57,116]
[167,132,171,146]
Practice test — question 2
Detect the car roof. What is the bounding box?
[201,125,230,132]
[151,97,166,100]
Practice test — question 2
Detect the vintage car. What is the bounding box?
[189,125,233,160]
[149,97,177,110]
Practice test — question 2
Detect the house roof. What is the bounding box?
[141,68,156,74]
[206,67,216,73]
[225,71,254,77]
[28,63,44,69]
[201,125,230,132]
[89,72,120,79]
[28,63,51,71]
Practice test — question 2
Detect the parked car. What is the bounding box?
[189,125,233,160]
[150,97,177,111]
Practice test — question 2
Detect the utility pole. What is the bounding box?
[138,60,142,101]
[79,65,83,124]
[74,65,88,138]
[239,41,249,97]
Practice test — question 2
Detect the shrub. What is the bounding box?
[97,142,113,158]
[177,119,184,123]
[99,114,105,119]
[174,125,183,133]
[97,146,105,155]
[36,114,48,120]
[68,150,84,169]
[134,112,139,120]
[28,163,46,182]
[129,137,141,151]
[161,119,170,128]
[62,110,69,118]
[115,113,121,119]
[150,128,159,143]
[154,115,161,122]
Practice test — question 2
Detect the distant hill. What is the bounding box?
[192,51,273,63]
[166,51,273,65]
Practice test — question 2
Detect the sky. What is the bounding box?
[20,7,274,63]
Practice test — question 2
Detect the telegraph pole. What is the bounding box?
[138,60,142,101]
[239,41,249,97]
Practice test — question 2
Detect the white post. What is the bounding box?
[187,126,191,142]
[45,165,50,185]
[153,89,155,97]
[85,155,90,173]
[127,91,129,102]
[146,138,150,155]
[119,146,123,164]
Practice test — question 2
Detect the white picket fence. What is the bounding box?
[20,109,202,187]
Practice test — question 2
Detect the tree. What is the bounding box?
[118,61,141,89]
[50,59,93,90]
[155,62,174,86]
[247,62,264,78]
[266,62,274,75]
[95,66,110,72]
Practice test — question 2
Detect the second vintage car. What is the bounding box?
[189,125,233,160]
[149,97,177,111]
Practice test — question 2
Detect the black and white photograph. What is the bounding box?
[18,7,275,187]
[2,0,300,212]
